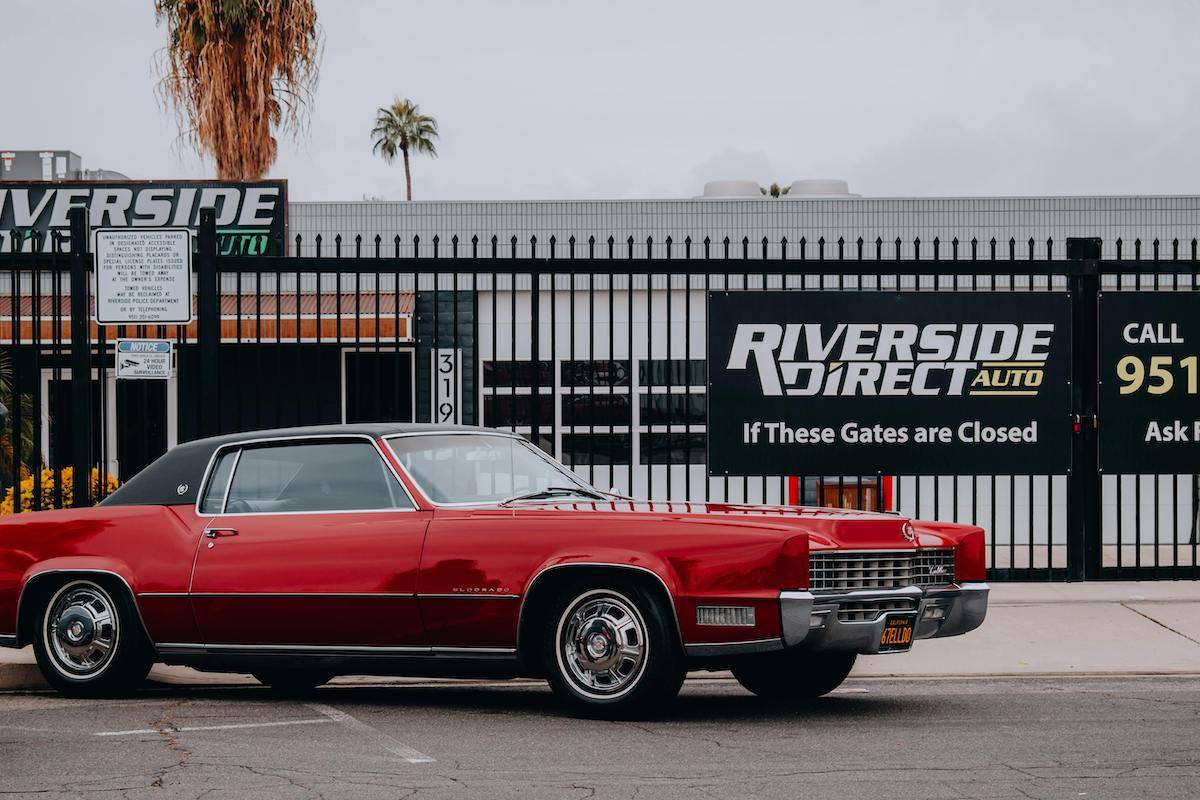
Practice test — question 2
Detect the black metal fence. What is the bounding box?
[1,206,1197,582]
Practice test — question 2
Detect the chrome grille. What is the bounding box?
[809,549,956,592]
[836,599,918,622]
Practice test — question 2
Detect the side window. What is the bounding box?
[199,449,239,514]
[224,440,413,513]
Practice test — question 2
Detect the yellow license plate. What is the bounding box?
[879,614,916,652]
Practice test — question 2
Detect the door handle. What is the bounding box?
[205,528,239,539]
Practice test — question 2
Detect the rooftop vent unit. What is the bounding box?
[699,180,764,199]
[786,179,859,199]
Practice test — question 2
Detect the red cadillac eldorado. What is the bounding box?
[0,424,988,717]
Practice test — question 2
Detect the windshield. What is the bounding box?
[385,433,597,504]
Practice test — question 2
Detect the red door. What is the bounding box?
[188,438,430,648]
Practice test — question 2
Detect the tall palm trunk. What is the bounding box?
[403,147,413,201]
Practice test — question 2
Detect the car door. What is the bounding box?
[189,437,430,648]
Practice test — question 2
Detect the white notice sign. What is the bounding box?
[94,228,193,324]
[115,339,174,380]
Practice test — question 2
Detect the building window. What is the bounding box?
[634,358,705,469]
[642,432,706,464]
[483,360,553,388]
[800,477,884,511]
[562,393,632,427]
[638,393,705,425]
[481,360,555,453]
[562,433,632,466]
[561,359,630,387]
[638,359,706,387]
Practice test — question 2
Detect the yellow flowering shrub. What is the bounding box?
[0,467,120,514]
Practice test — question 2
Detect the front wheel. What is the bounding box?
[33,579,152,697]
[543,582,684,719]
[732,650,856,701]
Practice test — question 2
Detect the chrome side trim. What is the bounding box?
[16,569,154,648]
[141,592,522,600]
[0,634,17,649]
[516,562,683,650]
[684,638,783,658]
[180,592,417,599]
[155,643,517,657]
[417,593,521,600]
[194,433,419,517]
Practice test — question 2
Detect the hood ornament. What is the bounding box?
[902,521,916,543]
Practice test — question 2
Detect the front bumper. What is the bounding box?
[779,582,989,654]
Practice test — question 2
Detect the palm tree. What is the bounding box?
[155,0,321,180]
[0,349,36,487]
[371,99,439,201]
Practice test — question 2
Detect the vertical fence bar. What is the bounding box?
[68,207,92,507]
[196,208,219,438]
[1067,249,1101,580]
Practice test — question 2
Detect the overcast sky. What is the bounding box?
[5,0,1200,201]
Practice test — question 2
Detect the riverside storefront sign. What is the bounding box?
[706,291,1073,475]
[0,180,286,255]
[1099,292,1200,473]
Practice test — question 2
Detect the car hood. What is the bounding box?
[508,500,929,551]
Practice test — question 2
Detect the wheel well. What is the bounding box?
[16,572,146,649]
[516,566,681,675]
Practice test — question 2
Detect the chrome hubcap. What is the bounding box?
[559,592,647,697]
[45,583,119,677]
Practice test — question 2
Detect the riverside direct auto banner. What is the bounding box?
[706,291,1073,475]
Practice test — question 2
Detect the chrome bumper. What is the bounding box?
[780,582,989,654]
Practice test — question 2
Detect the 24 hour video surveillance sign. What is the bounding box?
[706,291,1073,475]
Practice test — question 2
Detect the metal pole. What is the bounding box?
[1066,237,1101,580]
[197,208,219,437]
[68,206,92,507]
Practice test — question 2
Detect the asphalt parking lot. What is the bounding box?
[1,674,1198,800]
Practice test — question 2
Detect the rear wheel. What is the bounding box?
[732,651,856,701]
[33,579,152,697]
[253,670,333,695]
[543,581,684,719]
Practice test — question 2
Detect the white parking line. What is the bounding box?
[94,718,332,736]
[308,703,435,764]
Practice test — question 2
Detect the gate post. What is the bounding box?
[1066,238,1102,580]
[68,206,93,507]
[196,209,219,437]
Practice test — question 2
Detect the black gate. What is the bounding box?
[2,208,1197,581]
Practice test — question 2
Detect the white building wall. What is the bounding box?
[290,195,1200,260]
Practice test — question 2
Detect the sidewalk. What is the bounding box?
[2,582,1198,690]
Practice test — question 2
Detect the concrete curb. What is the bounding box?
[0,662,48,691]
